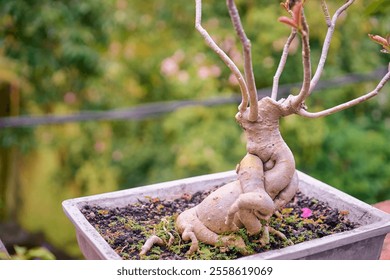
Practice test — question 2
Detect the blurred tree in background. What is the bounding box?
[0,0,115,258]
[0,0,389,258]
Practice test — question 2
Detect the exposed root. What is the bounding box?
[120,244,129,254]
[182,229,199,255]
[139,218,177,256]
[251,224,293,246]
[162,217,175,247]
[269,226,294,246]
[259,225,269,246]
[220,234,249,255]
[166,232,175,247]
[140,235,164,256]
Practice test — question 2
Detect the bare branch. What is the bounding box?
[227,0,258,121]
[298,68,390,118]
[291,10,312,109]
[320,0,331,27]
[309,0,355,94]
[195,0,249,115]
[271,29,297,100]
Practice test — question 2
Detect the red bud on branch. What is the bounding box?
[280,1,289,12]
[278,16,299,29]
[278,2,303,32]
[292,2,303,26]
[368,34,390,54]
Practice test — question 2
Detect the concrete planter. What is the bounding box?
[62,170,390,260]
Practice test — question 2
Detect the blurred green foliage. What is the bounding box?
[0,245,56,260]
[0,0,389,258]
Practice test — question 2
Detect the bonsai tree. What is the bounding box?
[142,0,390,255]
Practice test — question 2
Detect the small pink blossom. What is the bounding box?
[197,65,221,79]
[160,50,186,77]
[301,207,312,218]
[228,73,239,86]
[160,57,179,76]
[94,141,106,153]
[64,92,77,104]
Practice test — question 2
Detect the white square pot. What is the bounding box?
[62,170,390,260]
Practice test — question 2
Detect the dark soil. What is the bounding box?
[81,186,359,260]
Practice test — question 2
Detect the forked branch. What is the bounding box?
[290,0,390,118]
[291,9,312,109]
[271,29,297,100]
[309,0,355,94]
[195,0,259,121]
[298,68,390,118]
[278,1,312,110]
[320,0,331,27]
[195,0,249,115]
[227,0,258,121]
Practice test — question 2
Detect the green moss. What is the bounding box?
[88,191,358,260]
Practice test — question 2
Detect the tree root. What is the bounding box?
[139,235,164,256]
[253,225,293,246]
[162,218,175,247]
[140,217,177,256]
[166,231,175,247]
[269,226,294,246]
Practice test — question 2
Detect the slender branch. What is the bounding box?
[227,0,258,121]
[320,0,331,27]
[298,69,390,118]
[195,0,249,115]
[309,0,355,94]
[299,12,311,96]
[271,29,297,100]
[291,11,312,109]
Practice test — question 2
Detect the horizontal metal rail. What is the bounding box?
[0,67,387,128]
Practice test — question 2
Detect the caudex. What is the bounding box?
[141,0,390,256]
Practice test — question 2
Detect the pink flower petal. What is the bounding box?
[301,207,312,218]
